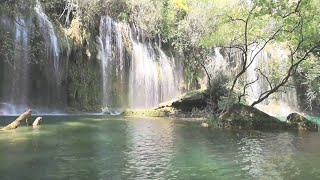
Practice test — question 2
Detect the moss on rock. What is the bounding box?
[122,108,170,117]
[286,113,318,131]
[219,104,289,130]
[158,89,208,112]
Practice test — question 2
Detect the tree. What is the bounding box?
[201,0,320,109]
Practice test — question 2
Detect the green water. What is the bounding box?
[1,116,320,180]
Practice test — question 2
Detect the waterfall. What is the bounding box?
[99,16,113,106]
[214,46,299,115]
[0,16,31,115]
[33,1,66,112]
[2,18,33,114]
[98,17,127,108]
[129,41,160,108]
[245,47,268,102]
[204,46,298,115]
[98,16,183,109]
[0,2,65,115]
[129,33,183,108]
[245,47,298,115]
[12,18,31,109]
[158,48,180,103]
[34,1,60,73]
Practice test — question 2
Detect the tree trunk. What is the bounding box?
[1,109,32,131]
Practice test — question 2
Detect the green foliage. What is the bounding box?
[0,0,35,17]
[207,115,219,127]
[68,53,102,111]
[0,28,14,63]
[1,0,320,112]
[208,72,229,104]
[298,54,320,111]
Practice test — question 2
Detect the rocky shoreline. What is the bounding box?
[119,91,319,132]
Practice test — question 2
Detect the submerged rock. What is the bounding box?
[201,122,209,128]
[219,104,288,130]
[286,113,318,131]
[101,107,122,115]
[33,117,43,128]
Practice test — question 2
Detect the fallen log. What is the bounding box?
[1,109,32,131]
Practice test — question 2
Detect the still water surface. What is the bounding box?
[0,116,320,180]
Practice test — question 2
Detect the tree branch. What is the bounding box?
[251,42,320,106]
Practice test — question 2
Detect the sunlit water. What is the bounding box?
[0,116,320,180]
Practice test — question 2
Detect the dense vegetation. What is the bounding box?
[0,0,319,114]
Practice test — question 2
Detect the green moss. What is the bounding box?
[219,103,289,130]
[123,109,170,117]
[207,115,219,127]
[67,42,102,112]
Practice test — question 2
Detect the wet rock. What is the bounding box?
[219,104,289,130]
[201,122,209,128]
[157,90,208,112]
[33,117,42,128]
[286,113,318,131]
[101,107,122,115]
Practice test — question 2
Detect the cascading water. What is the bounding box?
[98,16,183,109]
[158,48,181,103]
[245,47,268,102]
[32,1,67,112]
[12,18,31,110]
[244,47,298,115]
[99,16,112,106]
[0,2,66,115]
[129,31,183,108]
[99,17,128,108]
[208,46,298,116]
[34,1,60,74]
[2,18,33,114]
[129,41,160,108]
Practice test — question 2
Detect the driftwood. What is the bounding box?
[1,109,32,131]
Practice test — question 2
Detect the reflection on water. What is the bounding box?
[124,118,174,179]
[0,116,320,179]
[236,133,297,179]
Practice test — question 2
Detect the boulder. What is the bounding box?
[171,92,207,112]
[157,90,208,112]
[219,104,288,130]
[32,117,42,128]
[201,122,209,128]
[286,113,318,131]
[101,107,122,115]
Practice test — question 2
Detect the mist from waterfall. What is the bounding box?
[208,47,298,116]
[35,0,60,73]
[99,17,128,108]
[0,17,33,115]
[0,2,66,115]
[98,16,183,109]
[10,18,32,114]
[245,47,298,115]
[129,38,183,108]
